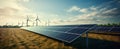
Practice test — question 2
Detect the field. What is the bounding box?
[0,28,120,49]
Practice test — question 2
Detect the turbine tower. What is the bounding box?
[6,23,8,26]
[45,19,50,26]
[47,19,50,26]
[45,21,47,26]
[35,16,40,26]
[18,22,20,26]
[21,22,24,26]
[12,23,13,26]
[26,16,30,27]
[32,22,35,26]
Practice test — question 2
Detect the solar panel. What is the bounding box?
[22,27,80,43]
[67,28,89,34]
[21,24,96,43]
[64,25,96,35]
[39,24,96,35]
[91,26,120,32]
[41,24,96,28]
[92,27,111,32]
[49,25,79,27]
[110,27,120,32]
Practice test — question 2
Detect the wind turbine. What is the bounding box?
[45,19,50,26]
[45,21,47,26]
[47,19,50,26]
[18,22,20,26]
[5,23,8,26]
[11,23,13,26]
[26,16,30,27]
[35,16,40,26]
[21,22,24,26]
[32,21,35,26]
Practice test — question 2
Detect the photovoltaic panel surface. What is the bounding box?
[55,24,96,35]
[67,28,89,34]
[36,24,96,35]
[21,24,96,43]
[91,26,120,32]
[110,27,120,32]
[22,27,80,43]
[92,27,111,32]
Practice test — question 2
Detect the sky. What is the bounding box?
[0,0,120,26]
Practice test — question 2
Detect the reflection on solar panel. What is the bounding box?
[21,24,96,43]
[67,28,89,34]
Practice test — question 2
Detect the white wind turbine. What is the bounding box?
[35,16,41,26]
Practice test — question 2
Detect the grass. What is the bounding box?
[82,32,120,43]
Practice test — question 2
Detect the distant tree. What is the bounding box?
[118,22,120,26]
[107,23,111,26]
[98,22,120,26]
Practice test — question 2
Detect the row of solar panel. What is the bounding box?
[45,24,96,28]
[23,26,91,35]
[21,24,120,43]
[31,26,120,33]
[22,25,120,34]
[91,26,120,32]
[22,27,80,43]
[21,24,96,43]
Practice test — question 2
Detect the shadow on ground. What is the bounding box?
[64,37,120,49]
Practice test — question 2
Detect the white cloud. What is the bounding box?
[119,1,120,3]
[67,6,80,12]
[0,0,30,11]
[62,5,117,25]
[67,6,88,13]
[18,0,31,2]
[72,12,97,22]
[0,7,17,16]
[50,11,99,25]
[103,8,117,14]
[90,6,97,10]
[79,8,88,13]
[50,14,59,17]
[60,0,120,25]
[0,0,34,25]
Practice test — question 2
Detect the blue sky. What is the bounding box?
[0,0,120,25]
[21,0,106,15]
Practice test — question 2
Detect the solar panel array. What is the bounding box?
[110,26,120,32]
[21,24,96,43]
[91,26,120,32]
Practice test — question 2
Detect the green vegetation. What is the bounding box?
[98,23,120,26]
[0,25,21,28]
